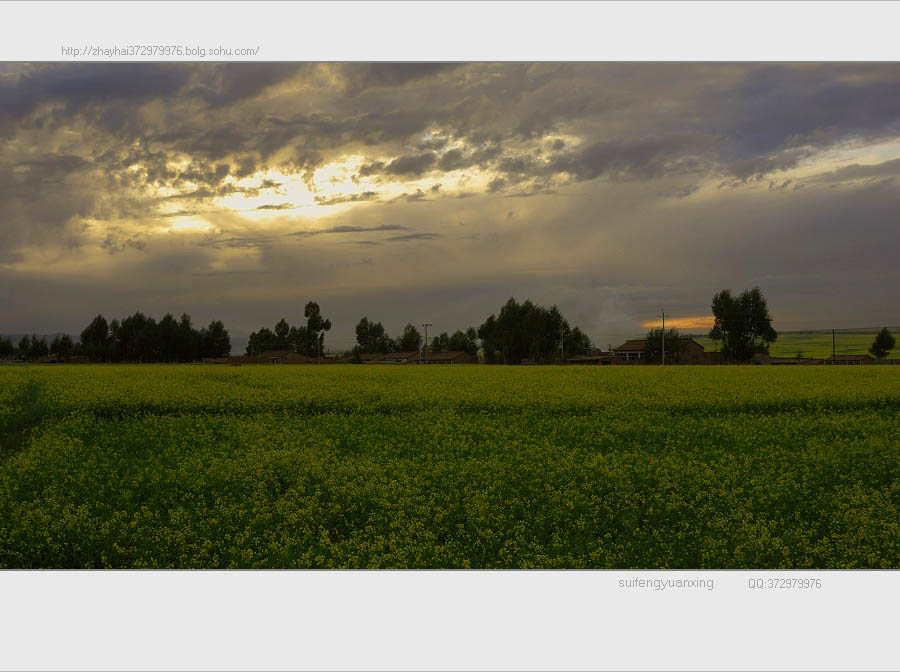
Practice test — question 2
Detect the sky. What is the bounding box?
[1,62,898,352]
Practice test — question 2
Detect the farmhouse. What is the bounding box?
[365,350,421,364]
[825,354,875,365]
[611,338,708,364]
[360,350,475,364]
[755,354,824,365]
[567,351,613,365]
[422,350,476,364]
[257,350,318,364]
[612,339,646,362]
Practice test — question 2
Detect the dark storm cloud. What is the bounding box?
[255,203,296,210]
[358,161,385,177]
[0,64,192,128]
[337,63,461,93]
[385,152,436,176]
[549,135,713,182]
[718,66,900,159]
[100,232,147,255]
[436,143,503,172]
[3,62,900,346]
[298,224,409,236]
[385,232,441,242]
[189,63,306,106]
[199,223,413,250]
[387,189,430,203]
[314,192,378,206]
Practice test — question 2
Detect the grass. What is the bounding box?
[1,365,899,568]
[693,329,900,359]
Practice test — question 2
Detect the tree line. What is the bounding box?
[352,319,479,357]
[476,298,592,364]
[16,287,889,366]
[242,297,592,364]
[245,302,332,357]
[637,286,779,364]
[0,334,76,361]
[0,312,231,363]
[645,286,892,363]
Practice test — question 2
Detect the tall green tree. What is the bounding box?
[0,336,13,359]
[201,320,231,358]
[643,328,685,364]
[246,328,278,356]
[28,335,49,359]
[477,297,592,364]
[176,313,200,362]
[447,329,479,356]
[430,332,450,353]
[708,325,724,351]
[274,318,291,349]
[158,313,180,362]
[49,334,75,359]
[869,328,896,360]
[397,323,422,352]
[80,314,110,362]
[355,317,394,353]
[17,336,31,360]
[710,287,777,363]
[303,302,332,357]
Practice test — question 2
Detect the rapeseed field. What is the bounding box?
[1,365,898,568]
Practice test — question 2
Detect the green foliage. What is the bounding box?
[643,328,684,364]
[355,317,394,353]
[870,328,896,360]
[79,311,227,362]
[24,335,49,360]
[477,298,591,364]
[2,365,900,568]
[80,315,109,362]
[246,305,330,357]
[447,329,478,356]
[397,324,422,352]
[246,327,279,356]
[0,336,13,359]
[711,287,777,362]
[201,320,231,359]
[304,302,332,358]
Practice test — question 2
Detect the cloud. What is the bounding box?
[385,152,436,176]
[290,224,409,237]
[2,62,900,350]
[100,232,147,254]
[256,203,297,210]
[314,191,378,206]
[386,232,441,241]
[806,157,900,184]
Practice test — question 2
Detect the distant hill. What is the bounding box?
[688,328,900,359]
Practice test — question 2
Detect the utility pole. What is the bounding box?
[832,329,835,364]
[658,308,666,365]
[421,323,432,365]
[560,323,565,364]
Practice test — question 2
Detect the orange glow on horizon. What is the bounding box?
[640,315,715,330]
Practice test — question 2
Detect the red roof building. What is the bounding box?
[825,354,875,365]
[612,338,708,364]
[421,350,476,364]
